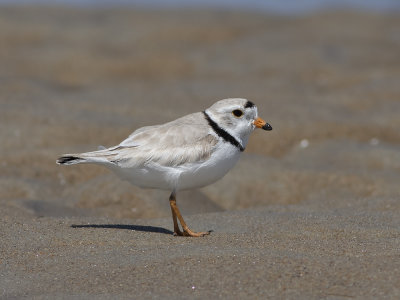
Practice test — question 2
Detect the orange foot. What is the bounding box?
[169,192,211,237]
[174,228,211,237]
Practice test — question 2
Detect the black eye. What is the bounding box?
[232,109,244,118]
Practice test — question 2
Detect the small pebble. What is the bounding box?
[300,139,309,148]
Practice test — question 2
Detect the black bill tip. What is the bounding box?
[262,123,272,131]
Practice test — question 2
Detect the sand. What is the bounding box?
[0,5,399,299]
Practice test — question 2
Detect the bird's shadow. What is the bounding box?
[71,224,173,235]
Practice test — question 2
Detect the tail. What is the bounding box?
[57,147,117,166]
[56,155,87,165]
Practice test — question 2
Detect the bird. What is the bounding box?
[57,98,272,237]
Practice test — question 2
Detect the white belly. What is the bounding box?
[108,144,241,191]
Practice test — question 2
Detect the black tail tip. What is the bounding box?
[56,155,80,165]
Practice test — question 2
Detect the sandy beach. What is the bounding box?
[0,5,399,298]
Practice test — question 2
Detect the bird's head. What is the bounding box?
[205,98,272,145]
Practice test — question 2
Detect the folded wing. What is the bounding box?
[58,112,218,168]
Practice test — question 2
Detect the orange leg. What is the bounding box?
[169,193,183,236]
[169,192,210,237]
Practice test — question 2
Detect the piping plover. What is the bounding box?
[57,98,272,237]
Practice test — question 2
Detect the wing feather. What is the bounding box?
[108,112,218,167]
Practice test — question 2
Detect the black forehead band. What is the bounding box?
[244,101,255,108]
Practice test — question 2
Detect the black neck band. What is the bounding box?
[203,111,245,152]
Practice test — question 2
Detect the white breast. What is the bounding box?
[176,142,241,190]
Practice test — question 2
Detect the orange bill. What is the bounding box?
[254,117,272,131]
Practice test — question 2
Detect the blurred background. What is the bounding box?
[1,0,399,220]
